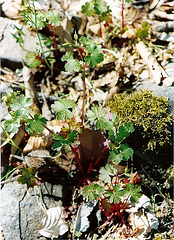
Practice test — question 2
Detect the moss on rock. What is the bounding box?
[108,90,173,151]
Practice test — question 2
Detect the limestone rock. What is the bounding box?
[1,181,63,240]
[0,17,38,68]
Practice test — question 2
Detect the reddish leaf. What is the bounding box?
[78,129,109,174]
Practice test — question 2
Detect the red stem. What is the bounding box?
[35,55,45,63]
[102,212,114,226]
[81,71,86,126]
[70,145,84,174]
[87,146,107,175]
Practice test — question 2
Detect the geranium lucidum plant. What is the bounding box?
[2,33,135,187]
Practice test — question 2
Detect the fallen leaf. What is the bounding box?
[23,133,52,154]
[72,200,98,239]
[39,206,68,238]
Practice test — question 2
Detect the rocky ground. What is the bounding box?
[0,0,174,240]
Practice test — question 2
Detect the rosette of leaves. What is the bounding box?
[108,90,173,151]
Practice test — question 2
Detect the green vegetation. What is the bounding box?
[108,90,173,150]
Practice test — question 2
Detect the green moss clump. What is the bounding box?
[108,90,173,151]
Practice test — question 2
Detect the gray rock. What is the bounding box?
[1,181,64,240]
[0,17,38,69]
[134,61,174,116]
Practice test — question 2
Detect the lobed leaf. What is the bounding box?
[3,118,21,134]
[124,183,142,202]
[51,99,76,120]
[10,95,32,118]
[26,114,47,134]
[46,11,60,26]
[105,185,123,203]
[61,52,82,72]
[83,184,104,201]
[25,52,42,68]
[99,164,117,183]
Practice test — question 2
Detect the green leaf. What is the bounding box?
[99,164,117,183]
[120,144,134,161]
[27,11,46,29]
[67,130,78,142]
[61,52,82,72]
[86,105,106,121]
[25,114,47,134]
[86,106,113,131]
[3,118,21,134]
[52,130,78,149]
[124,183,142,202]
[136,21,150,39]
[40,35,54,47]
[114,125,130,143]
[109,149,124,164]
[124,122,134,133]
[94,0,108,14]
[17,167,41,188]
[80,36,94,46]
[83,184,104,201]
[85,46,104,67]
[46,11,60,26]
[10,95,32,118]
[81,2,95,16]
[105,185,123,203]
[51,99,76,120]
[25,52,42,68]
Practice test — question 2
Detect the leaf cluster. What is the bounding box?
[61,36,104,71]
[22,7,60,30]
[2,91,48,135]
[81,0,111,22]
[83,170,142,218]
[86,105,134,164]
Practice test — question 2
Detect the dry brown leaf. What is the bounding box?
[2,0,21,19]
[55,18,73,43]
[104,86,120,105]
[88,23,101,36]
[93,71,119,89]
[23,134,52,154]
[39,206,68,238]
[136,41,172,85]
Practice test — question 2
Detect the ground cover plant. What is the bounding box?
[1,0,174,239]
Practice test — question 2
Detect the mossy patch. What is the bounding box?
[108,90,173,151]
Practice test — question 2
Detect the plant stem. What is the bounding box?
[32,1,52,70]
[141,164,165,199]
[81,70,86,126]
[87,146,107,175]
[70,145,84,175]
